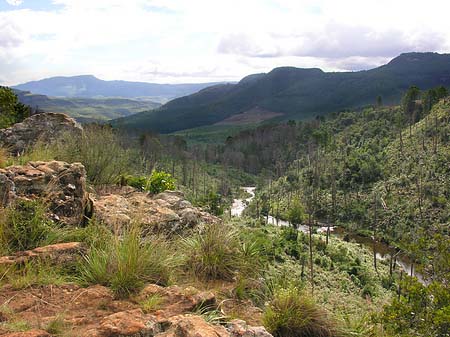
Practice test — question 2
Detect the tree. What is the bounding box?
[287,197,305,229]
[402,86,421,137]
[376,95,383,108]
[0,87,30,128]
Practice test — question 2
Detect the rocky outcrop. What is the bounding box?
[0,112,82,154]
[0,161,90,225]
[160,315,229,337]
[0,283,272,337]
[0,242,86,266]
[227,320,273,337]
[93,190,220,235]
[86,309,163,337]
[3,330,51,337]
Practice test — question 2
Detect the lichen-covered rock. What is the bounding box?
[0,161,89,225]
[159,315,229,337]
[85,309,162,337]
[227,320,273,337]
[0,172,15,205]
[93,190,220,235]
[0,112,82,154]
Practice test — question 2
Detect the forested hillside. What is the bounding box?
[115,52,450,133]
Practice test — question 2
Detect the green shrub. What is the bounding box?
[182,223,244,281]
[79,226,179,298]
[263,287,339,337]
[146,170,176,194]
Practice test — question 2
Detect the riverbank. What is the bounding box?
[231,186,426,284]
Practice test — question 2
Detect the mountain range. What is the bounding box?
[113,52,450,134]
[13,75,223,103]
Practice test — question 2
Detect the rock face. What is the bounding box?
[0,112,82,154]
[0,161,89,225]
[94,190,220,235]
[0,242,86,266]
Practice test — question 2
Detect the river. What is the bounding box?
[231,186,426,284]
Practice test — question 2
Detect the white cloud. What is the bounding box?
[0,0,449,85]
[5,0,23,6]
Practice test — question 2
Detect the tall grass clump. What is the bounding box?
[79,225,179,298]
[52,125,135,185]
[263,287,340,337]
[0,200,55,252]
[182,223,248,281]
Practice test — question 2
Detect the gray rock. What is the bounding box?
[0,161,89,226]
[0,112,82,154]
[227,320,273,337]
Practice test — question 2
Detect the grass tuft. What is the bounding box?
[182,223,245,281]
[263,287,340,337]
[79,225,179,298]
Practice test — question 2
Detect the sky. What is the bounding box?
[0,0,449,85]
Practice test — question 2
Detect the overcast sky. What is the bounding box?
[1,0,449,85]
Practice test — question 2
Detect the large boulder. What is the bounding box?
[93,189,220,235]
[0,161,90,225]
[0,112,82,154]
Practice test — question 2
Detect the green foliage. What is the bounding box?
[195,191,224,215]
[121,170,176,194]
[287,198,305,228]
[146,170,176,194]
[0,87,30,129]
[263,287,339,337]
[382,278,450,337]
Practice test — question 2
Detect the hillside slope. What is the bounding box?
[115,52,450,133]
[13,75,224,103]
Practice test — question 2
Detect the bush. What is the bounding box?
[79,226,179,297]
[263,287,339,337]
[146,170,176,194]
[182,223,245,281]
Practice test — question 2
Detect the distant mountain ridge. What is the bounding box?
[13,75,224,103]
[114,52,450,133]
[14,89,161,122]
